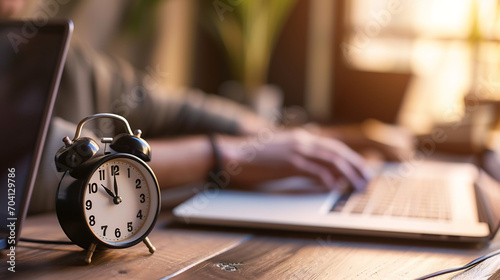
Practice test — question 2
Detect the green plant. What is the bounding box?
[204,0,298,95]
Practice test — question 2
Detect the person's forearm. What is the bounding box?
[148,136,214,189]
[147,128,370,192]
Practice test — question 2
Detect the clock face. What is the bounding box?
[83,156,160,247]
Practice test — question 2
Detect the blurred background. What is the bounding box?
[22,0,500,156]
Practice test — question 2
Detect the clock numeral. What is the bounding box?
[111,165,120,176]
[115,228,121,238]
[137,210,143,220]
[128,168,130,178]
[89,215,96,226]
[88,183,98,194]
[85,200,92,210]
[101,225,108,236]
[140,193,145,203]
[99,169,105,181]
[127,222,133,232]
[136,179,141,189]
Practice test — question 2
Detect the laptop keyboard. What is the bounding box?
[331,176,452,221]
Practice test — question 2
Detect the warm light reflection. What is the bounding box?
[347,0,498,133]
[412,0,472,38]
[477,0,499,39]
[347,38,411,72]
[476,42,500,100]
[347,0,475,72]
[399,41,471,133]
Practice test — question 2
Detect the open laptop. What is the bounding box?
[174,160,500,244]
[0,20,72,249]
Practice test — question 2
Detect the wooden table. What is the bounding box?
[2,210,500,279]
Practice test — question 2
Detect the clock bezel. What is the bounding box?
[56,153,161,250]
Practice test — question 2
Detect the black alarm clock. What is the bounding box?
[54,113,161,264]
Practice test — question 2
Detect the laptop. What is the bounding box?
[174,160,500,244]
[0,20,72,249]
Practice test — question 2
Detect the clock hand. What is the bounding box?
[101,184,115,198]
[113,175,123,205]
[114,175,118,196]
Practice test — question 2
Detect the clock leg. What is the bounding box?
[143,237,156,254]
[85,243,97,264]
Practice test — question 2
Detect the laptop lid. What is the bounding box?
[0,20,72,249]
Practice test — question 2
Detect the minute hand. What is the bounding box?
[113,175,122,204]
[114,175,118,196]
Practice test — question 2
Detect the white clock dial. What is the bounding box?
[83,157,158,246]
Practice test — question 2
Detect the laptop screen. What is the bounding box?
[0,20,72,248]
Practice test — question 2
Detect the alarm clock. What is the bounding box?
[54,113,161,264]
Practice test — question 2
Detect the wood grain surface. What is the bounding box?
[1,212,499,279]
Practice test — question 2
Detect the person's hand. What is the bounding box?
[306,119,415,162]
[217,128,371,191]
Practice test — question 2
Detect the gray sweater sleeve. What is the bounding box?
[55,38,254,138]
[30,38,257,213]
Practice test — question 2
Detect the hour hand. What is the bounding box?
[101,184,115,198]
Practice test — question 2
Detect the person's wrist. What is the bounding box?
[207,134,253,188]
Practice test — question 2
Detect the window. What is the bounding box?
[343,0,499,133]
